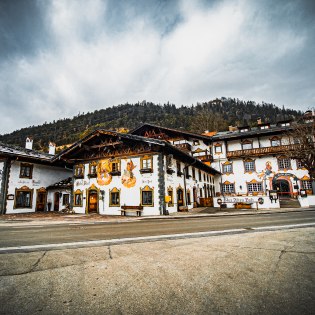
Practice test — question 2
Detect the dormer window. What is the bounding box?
[240,128,248,132]
[270,136,281,147]
[260,125,270,130]
[241,140,253,150]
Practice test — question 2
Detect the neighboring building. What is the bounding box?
[53,130,220,216]
[47,177,72,212]
[130,123,213,166]
[210,118,314,207]
[0,141,71,214]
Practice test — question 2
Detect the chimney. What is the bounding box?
[257,118,262,125]
[48,142,56,155]
[228,126,237,132]
[25,137,33,150]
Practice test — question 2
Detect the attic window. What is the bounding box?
[260,125,270,130]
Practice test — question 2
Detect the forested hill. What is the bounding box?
[0,98,302,151]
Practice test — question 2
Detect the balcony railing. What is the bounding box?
[227,144,299,158]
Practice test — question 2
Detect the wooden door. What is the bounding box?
[36,191,47,211]
[54,192,60,211]
[88,190,98,213]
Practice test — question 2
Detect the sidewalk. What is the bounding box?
[0,206,314,226]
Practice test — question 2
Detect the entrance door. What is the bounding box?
[54,192,60,211]
[274,179,291,198]
[88,190,98,213]
[36,190,47,211]
[177,188,184,211]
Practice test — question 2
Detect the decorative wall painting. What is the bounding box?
[97,160,112,185]
[122,159,137,188]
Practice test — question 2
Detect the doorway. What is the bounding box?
[88,190,98,213]
[36,189,47,211]
[54,192,60,211]
[177,188,184,211]
[274,179,291,198]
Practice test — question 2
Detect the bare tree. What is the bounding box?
[190,109,228,134]
[287,110,315,193]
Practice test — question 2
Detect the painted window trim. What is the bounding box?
[88,161,98,177]
[14,186,34,209]
[19,163,33,179]
[74,189,83,207]
[109,187,120,207]
[140,185,154,207]
[222,162,233,174]
[140,155,153,173]
[167,186,174,207]
[243,159,256,173]
[74,164,85,179]
[277,156,292,170]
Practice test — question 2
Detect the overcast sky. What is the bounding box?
[0,0,314,134]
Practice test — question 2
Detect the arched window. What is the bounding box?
[140,186,154,206]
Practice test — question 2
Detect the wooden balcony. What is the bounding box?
[227,144,299,158]
[197,154,213,163]
[174,142,192,152]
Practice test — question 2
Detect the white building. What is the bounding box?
[0,141,71,214]
[53,130,219,216]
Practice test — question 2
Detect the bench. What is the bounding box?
[120,205,143,216]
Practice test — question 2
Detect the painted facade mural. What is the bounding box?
[97,160,112,185]
[121,159,137,188]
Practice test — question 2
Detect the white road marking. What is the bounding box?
[0,222,314,253]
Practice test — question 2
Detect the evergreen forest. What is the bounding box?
[0,98,302,151]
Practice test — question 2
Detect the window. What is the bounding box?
[260,125,270,130]
[74,189,83,206]
[109,187,120,206]
[240,128,249,132]
[278,157,291,170]
[74,164,84,178]
[62,194,70,206]
[244,159,255,172]
[140,155,153,173]
[187,190,191,205]
[199,188,203,197]
[14,187,33,208]
[214,144,222,153]
[177,161,182,176]
[110,159,121,175]
[222,183,235,193]
[185,167,191,179]
[88,162,97,177]
[242,141,253,150]
[141,186,154,206]
[199,170,202,181]
[222,162,233,174]
[296,160,303,169]
[193,140,200,145]
[302,180,312,190]
[20,163,33,179]
[247,182,263,193]
[271,137,281,147]
[167,187,173,206]
[192,168,196,179]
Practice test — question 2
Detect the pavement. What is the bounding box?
[1,206,314,226]
[0,227,314,315]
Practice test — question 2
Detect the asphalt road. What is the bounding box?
[1,210,314,248]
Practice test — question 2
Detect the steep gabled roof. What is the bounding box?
[130,123,212,142]
[53,129,220,175]
[0,142,52,162]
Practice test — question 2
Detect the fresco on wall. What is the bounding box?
[258,161,274,179]
[97,160,112,185]
[122,159,137,188]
